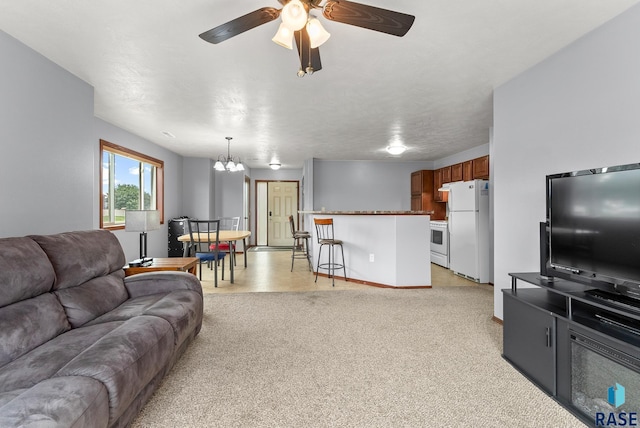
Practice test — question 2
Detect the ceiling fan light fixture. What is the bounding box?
[272,23,294,49]
[307,17,330,48]
[281,0,308,31]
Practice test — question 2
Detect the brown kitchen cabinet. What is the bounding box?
[410,170,433,200]
[451,163,463,182]
[411,195,422,211]
[473,155,490,179]
[434,169,444,202]
[463,160,473,181]
[411,171,423,195]
[411,170,446,220]
[441,166,452,183]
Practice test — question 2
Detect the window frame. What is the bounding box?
[99,139,165,230]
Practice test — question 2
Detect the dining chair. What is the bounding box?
[187,219,227,286]
[215,216,241,266]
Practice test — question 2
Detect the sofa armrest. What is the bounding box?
[124,271,202,299]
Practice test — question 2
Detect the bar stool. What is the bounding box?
[314,218,347,286]
[289,215,312,271]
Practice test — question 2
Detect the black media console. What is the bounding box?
[503,273,640,426]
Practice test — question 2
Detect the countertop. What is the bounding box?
[298,210,433,215]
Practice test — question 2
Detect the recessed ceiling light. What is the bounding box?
[386,145,407,155]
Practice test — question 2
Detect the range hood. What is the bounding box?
[437,183,451,192]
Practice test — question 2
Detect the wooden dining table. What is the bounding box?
[178,230,251,283]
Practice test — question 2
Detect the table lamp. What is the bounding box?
[125,210,160,263]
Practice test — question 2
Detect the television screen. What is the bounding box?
[548,164,640,287]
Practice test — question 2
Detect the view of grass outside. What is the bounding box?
[101,140,160,228]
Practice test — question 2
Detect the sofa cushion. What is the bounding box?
[30,230,126,290]
[87,289,204,348]
[0,237,55,308]
[54,271,128,328]
[56,315,174,424]
[0,322,120,393]
[0,293,70,368]
[31,230,130,326]
[0,377,109,428]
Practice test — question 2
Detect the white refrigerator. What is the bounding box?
[447,180,489,283]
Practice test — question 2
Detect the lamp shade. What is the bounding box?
[307,18,330,48]
[125,210,160,232]
[281,0,307,31]
[272,23,294,49]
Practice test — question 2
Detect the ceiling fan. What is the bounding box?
[199,0,415,77]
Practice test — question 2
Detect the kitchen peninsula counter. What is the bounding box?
[300,211,431,288]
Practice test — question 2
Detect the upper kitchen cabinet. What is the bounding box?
[441,166,452,183]
[411,171,423,195]
[473,155,490,179]
[410,170,434,197]
[451,163,463,182]
[463,160,473,181]
[411,170,446,219]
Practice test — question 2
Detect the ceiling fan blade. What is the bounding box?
[199,7,280,44]
[323,0,415,37]
[294,27,322,73]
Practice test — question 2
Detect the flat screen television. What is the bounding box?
[547,163,640,300]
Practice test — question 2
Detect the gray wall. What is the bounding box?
[214,169,246,219]
[312,160,434,211]
[0,29,185,262]
[95,119,184,262]
[492,4,640,319]
[182,157,215,220]
[0,30,94,237]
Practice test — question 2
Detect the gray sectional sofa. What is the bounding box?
[0,230,204,427]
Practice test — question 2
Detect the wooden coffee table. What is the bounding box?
[124,257,198,277]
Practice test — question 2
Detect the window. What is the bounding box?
[100,139,164,229]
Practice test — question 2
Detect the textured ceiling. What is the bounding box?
[1,0,638,168]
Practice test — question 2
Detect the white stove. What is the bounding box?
[430,220,449,268]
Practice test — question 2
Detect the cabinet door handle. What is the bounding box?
[545,327,552,347]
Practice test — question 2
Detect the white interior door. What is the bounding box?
[267,181,298,246]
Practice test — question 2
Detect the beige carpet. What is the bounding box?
[132,287,585,427]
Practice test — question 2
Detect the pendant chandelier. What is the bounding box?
[214,137,245,172]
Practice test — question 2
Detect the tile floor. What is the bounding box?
[196,248,487,294]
